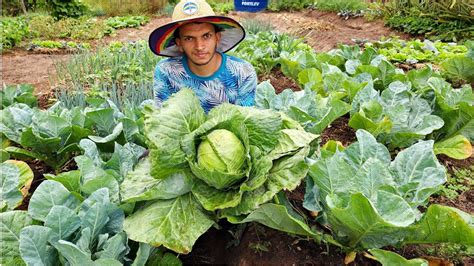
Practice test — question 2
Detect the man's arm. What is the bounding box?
[235,65,257,107]
[153,65,172,106]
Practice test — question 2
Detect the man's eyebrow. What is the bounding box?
[181,31,214,38]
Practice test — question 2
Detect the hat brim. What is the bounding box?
[149,16,245,57]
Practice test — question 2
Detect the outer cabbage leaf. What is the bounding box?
[19,225,58,266]
[434,135,472,160]
[0,211,34,265]
[123,193,215,254]
[28,180,80,222]
[120,158,193,203]
[368,249,428,266]
[406,205,474,245]
[240,203,318,237]
[145,89,206,179]
[221,146,312,217]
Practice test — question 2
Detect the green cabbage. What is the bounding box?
[197,129,246,174]
[122,89,318,253]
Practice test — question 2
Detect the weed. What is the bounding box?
[423,243,474,264]
[438,166,473,200]
[249,241,271,254]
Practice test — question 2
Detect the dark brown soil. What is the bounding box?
[180,223,379,266]
[259,69,301,94]
[320,116,356,147]
[437,155,474,173]
[15,160,53,211]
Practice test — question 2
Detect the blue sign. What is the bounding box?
[234,0,268,12]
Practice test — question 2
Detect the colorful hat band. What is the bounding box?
[149,16,245,57]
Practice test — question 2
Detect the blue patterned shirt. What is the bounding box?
[153,53,257,112]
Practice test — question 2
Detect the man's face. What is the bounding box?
[175,22,221,66]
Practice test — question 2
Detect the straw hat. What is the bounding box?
[149,0,245,57]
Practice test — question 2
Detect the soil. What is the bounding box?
[15,160,53,211]
[179,223,378,266]
[259,69,301,94]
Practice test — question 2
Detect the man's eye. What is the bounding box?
[203,34,211,39]
[184,37,193,41]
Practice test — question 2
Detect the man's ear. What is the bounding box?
[175,38,184,52]
[216,31,221,44]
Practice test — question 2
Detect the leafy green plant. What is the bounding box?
[440,42,474,84]
[313,0,367,12]
[304,129,474,251]
[121,89,318,253]
[255,81,351,134]
[1,16,30,51]
[28,40,91,51]
[366,38,468,64]
[384,12,473,42]
[349,81,444,149]
[54,41,160,90]
[367,249,428,266]
[20,183,129,264]
[28,15,114,40]
[207,0,234,14]
[31,39,62,48]
[105,15,150,29]
[1,84,38,109]
[83,0,166,16]
[267,0,314,11]
[33,0,88,19]
[1,103,91,171]
[231,32,312,75]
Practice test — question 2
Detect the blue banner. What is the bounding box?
[234,0,268,12]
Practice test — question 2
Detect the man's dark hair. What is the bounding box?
[173,23,222,39]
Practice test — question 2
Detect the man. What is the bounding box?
[149,0,257,112]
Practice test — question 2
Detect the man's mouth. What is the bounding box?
[195,52,208,58]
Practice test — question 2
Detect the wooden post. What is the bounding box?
[18,0,28,14]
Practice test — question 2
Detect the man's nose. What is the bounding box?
[195,38,205,50]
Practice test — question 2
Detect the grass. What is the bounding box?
[83,0,168,16]
[241,18,275,34]
[313,0,367,12]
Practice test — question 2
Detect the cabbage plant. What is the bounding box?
[121,89,318,253]
[304,130,474,250]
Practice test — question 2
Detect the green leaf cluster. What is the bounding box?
[105,16,150,29]
[305,130,474,250]
[20,182,129,265]
[122,89,318,253]
[1,16,30,51]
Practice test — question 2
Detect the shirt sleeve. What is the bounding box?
[153,64,172,107]
[235,65,257,107]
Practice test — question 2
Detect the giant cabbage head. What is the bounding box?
[197,129,246,188]
[121,89,319,253]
